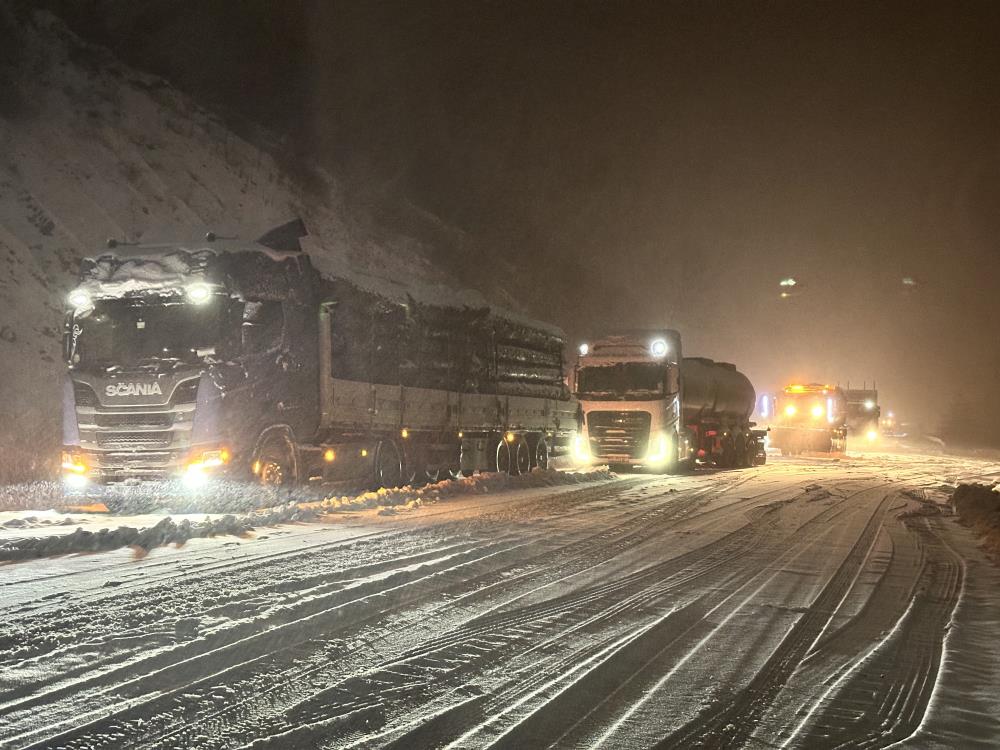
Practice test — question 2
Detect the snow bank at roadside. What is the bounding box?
[951,483,1000,561]
[0,469,613,562]
[316,468,614,514]
[951,484,1000,563]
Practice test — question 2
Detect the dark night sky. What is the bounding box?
[54,0,1000,436]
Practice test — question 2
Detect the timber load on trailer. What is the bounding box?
[60,220,579,495]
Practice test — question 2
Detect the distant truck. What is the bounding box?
[843,387,880,444]
[61,221,578,493]
[769,383,848,455]
[572,331,766,472]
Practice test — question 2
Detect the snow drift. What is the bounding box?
[951,482,1000,561]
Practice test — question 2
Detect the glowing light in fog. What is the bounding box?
[779,277,797,287]
[761,396,770,417]
[578,343,589,356]
[784,404,797,417]
[827,397,835,423]
[649,339,668,358]
[186,283,212,304]
[811,404,824,418]
[68,289,92,310]
[866,430,878,442]
[864,399,875,410]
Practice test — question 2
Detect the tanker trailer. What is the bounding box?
[572,331,765,472]
[770,383,848,455]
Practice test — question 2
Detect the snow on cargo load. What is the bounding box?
[62,220,579,499]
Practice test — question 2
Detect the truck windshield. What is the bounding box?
[577,363,665,400]
[70,297,234,369]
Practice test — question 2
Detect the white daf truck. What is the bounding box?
[572,331,765,472]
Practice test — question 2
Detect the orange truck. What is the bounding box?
[769,383,847,455]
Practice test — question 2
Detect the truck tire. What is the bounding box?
[373,439,403,489]
[510,435,531,475]
[492,437,512,474]
[533,437,549,470]
[256,430,298,487]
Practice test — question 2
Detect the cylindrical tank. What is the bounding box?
[680,357,756,424]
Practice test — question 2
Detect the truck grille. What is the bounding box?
[95,412,174,429]
[96,431,173,450]
[587,411,651,459]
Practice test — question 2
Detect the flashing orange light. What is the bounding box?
[323,448,336,462]
[401,428,410,439]
[505,431,516,443]
[252,460,262,475]
[61,452,87,474]
[361,448,369,457]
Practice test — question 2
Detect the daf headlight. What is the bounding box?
[649,338,668,358]
[645,432,672,466]
[571,434,591,464]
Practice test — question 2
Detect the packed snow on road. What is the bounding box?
[2,451,1000,749]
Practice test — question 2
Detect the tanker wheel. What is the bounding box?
[509,435,531,475]
[492,438,512,474]
[256,432,297,487]
[719,438,737,468]
[533,438,549,470]
[373,439,403,489]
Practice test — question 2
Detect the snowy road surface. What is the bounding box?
[2,452,1000,749]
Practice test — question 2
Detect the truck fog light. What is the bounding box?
[866,430,878,442]
[571,434,591,464]
[183,466,209,489]
[645,432,672,466]
[63,472,89,489]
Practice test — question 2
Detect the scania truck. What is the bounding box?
[61,221,578,493]
[572,331,765,472]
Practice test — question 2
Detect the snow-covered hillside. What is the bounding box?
[0,11,502,481]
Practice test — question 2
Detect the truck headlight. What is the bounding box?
[61,451,88,475]
[68,289,92,310]
[645,432,672,466]
[185,283,213,304]
[571,434,591,464]
[184,449,229,489]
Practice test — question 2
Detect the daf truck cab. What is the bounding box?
[572,331,764,472]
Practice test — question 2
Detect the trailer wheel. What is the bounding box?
[373,439,403,489]
[509,435,531,475]
[492,438,512,474]
[534,438,549,470]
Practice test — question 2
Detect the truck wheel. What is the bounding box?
[492,438,512,474]
[257,432,297,487]
[510,435,531,475]
[534,438,549,470]
[373,439,403,489]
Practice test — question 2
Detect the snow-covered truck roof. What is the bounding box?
[70,220,567,340]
